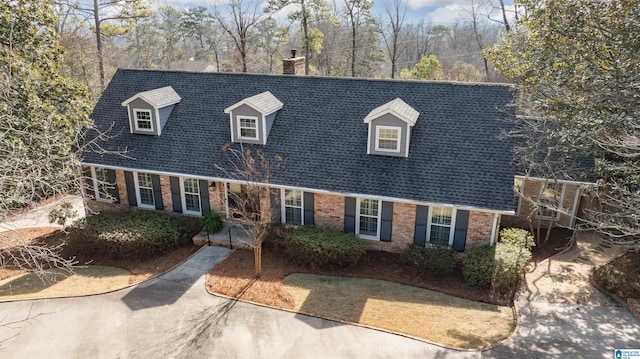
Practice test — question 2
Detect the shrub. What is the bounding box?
[169,213,205,246]
[203,210,223,234]
[499,228,535,250]
[404,245,457,276]
[68,210,180,258]
[591,266,624,293]
[492,243,532,290]
[462,245,496,287]
[462,243,532,290]
[282,225,368,268]
[423,246,457,276]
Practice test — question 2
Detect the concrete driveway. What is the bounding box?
[0,246,475,359]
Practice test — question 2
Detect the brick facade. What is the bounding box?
[314,193,344,229]
[115,169,127,205]
[159,175,172,211]
[466,211,495,248]
[368,202,416,253]
[209,182,226,215]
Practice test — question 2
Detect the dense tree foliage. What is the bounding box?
[486,0,640,248]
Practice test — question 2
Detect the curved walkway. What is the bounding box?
[0,246,475,358]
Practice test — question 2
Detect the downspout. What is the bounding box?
[490,212,499,245]
[224,183,230,220]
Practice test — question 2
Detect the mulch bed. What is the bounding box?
[1,227,199,285]
[593,251,640,301]
[208,241,513,307]
[531,228,574,263]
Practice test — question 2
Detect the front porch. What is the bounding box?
[192,221,255,249]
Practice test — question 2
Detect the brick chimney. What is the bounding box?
[283,49,305,75]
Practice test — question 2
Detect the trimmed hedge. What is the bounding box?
[499,228,535,250]
[282,225,368,268]
[67,210,197,258]
[405,245,457,276]
[462,242,532,290]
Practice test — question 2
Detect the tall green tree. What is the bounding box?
[400,54,442,80]
[266,0,333,75]
[486,0,640,248]
[1,0,91,276]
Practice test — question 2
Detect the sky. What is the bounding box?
[156,0,515,25]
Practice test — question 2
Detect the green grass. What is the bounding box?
[283,274,515,350]
[0,266,130,301]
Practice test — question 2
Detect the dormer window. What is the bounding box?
[122,86,181,136]
[134,109,153,132]
[238,116,259,139]
[225,91,283,145]
[364,98,419,158]
[375,126,401,152]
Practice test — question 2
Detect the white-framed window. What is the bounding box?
[134,172,155,208]
[134,109,153,132]
[513,178,524,215]
[537,181,564,220]
[375,126,401,152]
[237,116,258,139]
[91,167,112,202]
[181,177,202,215]
[281,189,303,225]
[427,207,456,247]
[356,198,381,240]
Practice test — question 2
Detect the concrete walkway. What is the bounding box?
[0,246,475,359]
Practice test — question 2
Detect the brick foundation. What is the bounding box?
[314,193,344,230]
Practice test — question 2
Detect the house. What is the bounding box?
[82,57,523,253]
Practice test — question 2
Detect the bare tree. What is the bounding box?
[343,0,372,77]
[215,0,264,73]
[380,0,407,79]
[465,0,490,81]
[215,147,282,277]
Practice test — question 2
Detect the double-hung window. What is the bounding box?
[238,116,258,139]
[182,178,201,214]
[357,198,381,239]
[136,172,155,208]
[428,207,455,246]
[282,189,303,225]
[134,109,153,131]
[375,126,400,152]
[92,167,111,202]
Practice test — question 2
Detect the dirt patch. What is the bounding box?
[531,228,574,263]
[207,242,511,307]
[522,231,627,306]
[592,251,640,301]
[0,228,200,285]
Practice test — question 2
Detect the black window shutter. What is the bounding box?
[151,174,163,210]
[82,166,94,199]
[380,201,393,242]
[124,171,137,206]
[413,205,429,246]
[303,192,314,225]
[453,210,469,252]
[344,197,356,233]
[105,169,120,204]
[199,180,210,215]
[170,176,182,213]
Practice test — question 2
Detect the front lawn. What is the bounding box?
[284,274,514,349]
[206,243,516,349]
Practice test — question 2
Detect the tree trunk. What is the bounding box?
[351,17,356,77]
[93,0,105,91]
[499,0,511,32]
[254,239,262,278]
[301,0,310,75]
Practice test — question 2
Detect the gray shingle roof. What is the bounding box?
[85,69,516,211]
[224,91,283,115]
[121,86,181,108]
[364,98,420,126]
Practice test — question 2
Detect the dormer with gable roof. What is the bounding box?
[121,86,181,136]
[364,98,420,158]
[224,91,283,145]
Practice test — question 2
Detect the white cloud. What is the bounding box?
[405,0,463,11]
[427,3,467,24]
